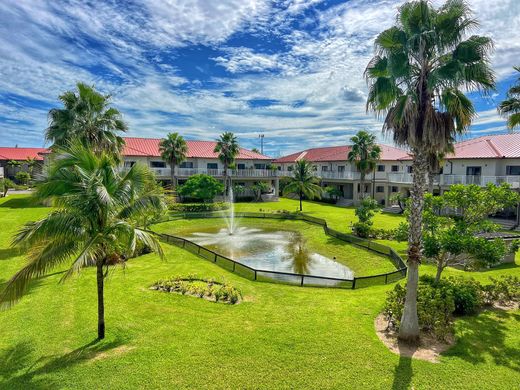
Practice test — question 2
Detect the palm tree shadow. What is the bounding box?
[0,336,128,388]
[391,342,415,390]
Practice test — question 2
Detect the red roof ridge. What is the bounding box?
[485,138,504,158]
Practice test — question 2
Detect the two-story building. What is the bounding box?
[122,137,278,197]
[275,133,520,206]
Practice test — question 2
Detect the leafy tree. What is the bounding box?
[24,157,38,178]
[389,192,408,213]
[214,132,240,196]
[46,82,127,157]
[498,66,520,130]
[282,159,322,212]
[0,178,15,197]
[15,171,30,185]
[325,186,343,202]
[178,174,224,202]
[0,144,165,339]
[232,184,245,201]
[252,181,270,201]
[365,0,495,342]
[251,147,260,154]
[159,132,188,190]
[442,183,519,225]
[347,130,381,199]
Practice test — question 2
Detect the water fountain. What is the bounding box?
[223,185,238,235]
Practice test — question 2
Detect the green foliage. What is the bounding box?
[170,202,229,213]
[324,186,342,202]
[14,171,30,185]
[483,276,520,306]
[393,221,409,242]
[351,222,372,238]
[252,181,270,201]
[283,159,322,211]
[347,131,381,193]
[389,192,408,212]
[45,82,127,156]
[178,174,224,202]
[214,132,240,168]
[498,66,520,130]
[0,178,15,197]
[151,276,242,304]
[354,197,380,224]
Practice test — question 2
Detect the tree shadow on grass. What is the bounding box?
[391,342,415,390]
[0,197,43,209]
[0,336,129,389]
[443,309,520,372]
[0,247,21,261]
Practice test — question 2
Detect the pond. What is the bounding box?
[183,226,354,279]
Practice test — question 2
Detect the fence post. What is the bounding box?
[301,275,304,286]
[233,262,236,272]
[197,246,201,254]
[214,253,217,263]
[352,278,356,289]
[385,274,388,284]
[182,240,186,248]
[254,270,257,280]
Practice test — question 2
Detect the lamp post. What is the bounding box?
[258,134,264,155]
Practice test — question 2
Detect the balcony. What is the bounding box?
[387,173,413,184]
[174,168,276,178]
[277,170,360,180]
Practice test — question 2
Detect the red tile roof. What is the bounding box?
[123,137,270,160]
[274,144,409,163]
[0,147,47,161]
[447,133,520,159]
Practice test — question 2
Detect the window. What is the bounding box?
[237,163,246,170]
[338,166,345,172]
[322,166,328,172]
[254,163,266,169]
[376,186,385,193]
[507,166,520,175]
[207,163,218,170]
[124,161,135,168]
[377,165,385,172]
[391,165,399,172]
[150,161,166,168]
[391,186,399,193]
[407,166,413,173]
[179,161,193,168]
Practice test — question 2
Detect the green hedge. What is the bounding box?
[170,202,229,213]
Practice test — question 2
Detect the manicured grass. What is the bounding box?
[0,195,519,389]
[153,217,396,276]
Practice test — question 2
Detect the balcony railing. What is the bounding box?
[174,168,276,178]
[277,170,360,180]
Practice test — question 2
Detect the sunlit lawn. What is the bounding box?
[0,195,519,389]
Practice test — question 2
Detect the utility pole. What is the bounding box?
[258,134,264,155]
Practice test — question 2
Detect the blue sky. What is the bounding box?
[0,0,519,157]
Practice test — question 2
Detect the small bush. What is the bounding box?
[484,275,520,306]
[151,276,242,304]
[352,222,371,238]
[15,171,31,185]
[170,202,229,213]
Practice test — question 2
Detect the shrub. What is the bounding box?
[484,275,520,306]
[178,174,224,202]
[15,171,31,185]
[352,222,371,238]
[170,202,229,213]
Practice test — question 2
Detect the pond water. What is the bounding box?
[184,226,354,279]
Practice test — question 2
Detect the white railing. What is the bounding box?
[387,173,413,184]
[318,171,361,180]
[175,168,276,178]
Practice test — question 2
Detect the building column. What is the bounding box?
[273,178,279,197]
[352,181,359,204]
[384,185,390,206]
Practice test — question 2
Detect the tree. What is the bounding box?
[426,143,453,193]
[347,130,381,199]
[178,174,224,203]
[159,132,188,190]
[251,147,260,154]
[15,171,30,186]
[325,186,343,202]
[46,82,127,157]
[0,143,165,339]
[389,192,408,213]
[0,178,15,197]
[365,0,495,342]
[498,66,520,130]
[252,181,269,201]
[283,159,322,211]
[214,132,240,196]
[24,157,38,178]
[352,197,380,238]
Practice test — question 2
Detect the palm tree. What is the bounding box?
[46,82,127,156]
[347,130,381,200]
[498,66,520,130]
[283,159,322,211]
[214,132,240,196]
[365,0,494,343]
[0,143,165,340]
[159,132,188,190]
[426,143,454,193]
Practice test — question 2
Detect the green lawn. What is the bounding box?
[0,195,519,389]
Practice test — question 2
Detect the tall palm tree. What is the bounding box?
[0,143,165,340]
[283,159,322,211]
[46,82,127,156]
[426,142,454,193]
[347,130,381,200]
[498,66,520,130]
[159,132,188,190]
[214,132,240,196]
[365,0,494,342]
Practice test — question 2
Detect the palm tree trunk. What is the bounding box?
[223,163,228,197]
[97,262,105,340]
[399,151,428,344]
[360,174,365,200]
[171,161,177,191]
[428,171,434,193]
[299,190,303,211]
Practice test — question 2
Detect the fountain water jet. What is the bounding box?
[223,184,238,235]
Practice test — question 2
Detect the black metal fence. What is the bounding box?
[154,211,407,289]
